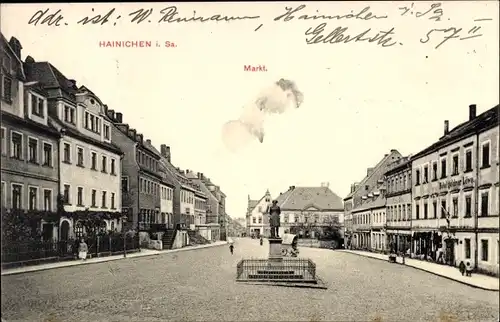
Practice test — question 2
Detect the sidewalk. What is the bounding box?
[1,240,228,276]
[339,249,499,291]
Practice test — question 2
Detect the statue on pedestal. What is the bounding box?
[268,200,281,239]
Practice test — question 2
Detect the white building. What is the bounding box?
[160,180,174,228]
[27,59,123,240]
[246,190,272,238]
[411,104,499,276]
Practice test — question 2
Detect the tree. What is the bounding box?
[320,215,343,241]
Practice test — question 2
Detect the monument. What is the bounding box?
[236,200,326,289]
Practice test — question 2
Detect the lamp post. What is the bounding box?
[121,215,127,258]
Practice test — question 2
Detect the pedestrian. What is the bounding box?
[73,238,80,260]
[229,243,234,255]
[458,261,466,276]
[465,262,473,277]
[78,238,88,261]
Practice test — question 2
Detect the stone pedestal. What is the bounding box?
[268,238,283,260]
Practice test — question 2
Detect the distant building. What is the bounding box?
[275,184,344,239]
[246,190,272,238]
[411,104,499,276]
[349,150,402,251]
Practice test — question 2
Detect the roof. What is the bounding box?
[413,105,499,160]
[247,190,270,212]
[344,151,400,200]
[1,33,26,81]
[276,187,344,211]
[1,110,60,138]
[384,156,412,176]
[24,61,78,101]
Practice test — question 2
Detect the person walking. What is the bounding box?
[78,238,88,261]
[229,243,234,255]
[458,261,466,276]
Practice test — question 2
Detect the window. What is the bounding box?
[101,156,107,172]
[452,197,458,217]
[12,184,22,209]
[252,217,256,224]
[77,147,84,166]
[77,187,83,206]
[102,191,107,208]
[91,152,97,170]
[481,192,489,216]
[433,201,437,219]
[122,177,129,193]
[104,124,110,140]
[432,162,438,181]
[111,192,115,209]
[415,169,420,185]
[464,238,471,259]
[43,143,52,166]
[111,159,116,174]
[31,93,45,117]
[465,195,472,217]
[43,189,52,211]
[423,203,428,219]
[481,239,489,261]
[64,105,75,124]
[258,217,262,224]
[1,127,6,155]
[416,204,420,220]
[84,111,101,133]
[63,184,70,204]
[63,143,71,163]
[465,150,473,172]
[28,186,38,210]
[11,131,22,159]
[2,76,12,101]
[452,154,459,175]
[423,166,428,183]
[441,200,447,218]
[441,158,447,178]
[91,189,97,207]
[481,142,490,167]
[28,137,38,163]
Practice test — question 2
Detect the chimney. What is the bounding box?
[444,120,449,135]
[146,139,151,145]
[107,109,115,121]
[200,173,204,180]
[8,37,22,59]
[128,128,137,139]
[115,112,123,123]
[160,144,170,161]
[367,167,374,177]
[136,133,143,144]
[469,104,476,121]
[198,173,202,179]
[186,169,190,173]
[289,186,295,190]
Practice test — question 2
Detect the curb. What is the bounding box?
[1,241,229,276]
[339,250,499,291]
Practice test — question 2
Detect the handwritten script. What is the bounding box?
[26,3,493,49]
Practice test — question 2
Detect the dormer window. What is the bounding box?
[64,105,75,124]
[103,124,110,140]
[30,93,45,117]
[2,76,12,102]
[84,111,101,134]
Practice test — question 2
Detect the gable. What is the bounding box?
[251,196,271,215]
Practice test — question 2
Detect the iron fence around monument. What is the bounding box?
[236,258,316,281]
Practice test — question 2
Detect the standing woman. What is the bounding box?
[78,238,88,261]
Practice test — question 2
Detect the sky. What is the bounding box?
[2,2,499,220]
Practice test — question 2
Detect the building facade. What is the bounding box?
[385,156,412,254]
[246,190,272,238]
[411,104,499,276]
[159,172,175,229]
[190,171,221,241]
[25,58,123,240]
[275,184,344,239]
[106,110,160,231]
[348,150,402,250]
[1,34,61,241]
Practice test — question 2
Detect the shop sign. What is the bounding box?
[439,176,474,190]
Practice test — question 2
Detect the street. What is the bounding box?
[1,238,499,322]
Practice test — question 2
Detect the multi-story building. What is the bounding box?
[105,110,161,232]
[202,176,227,240]
[275,184,344,239]
[189,171,221,241]
[411,104,499,276]
[384,156,412,254]
[349,150,402,250]
[184,170,208,227]
[246,190,272,238]
[1,34,61,241]
[25,57,123,240]
[159,166,175,229]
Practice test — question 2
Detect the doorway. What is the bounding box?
[445,238,455,266]
[42,223,54,242]
[60,220,70,241]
